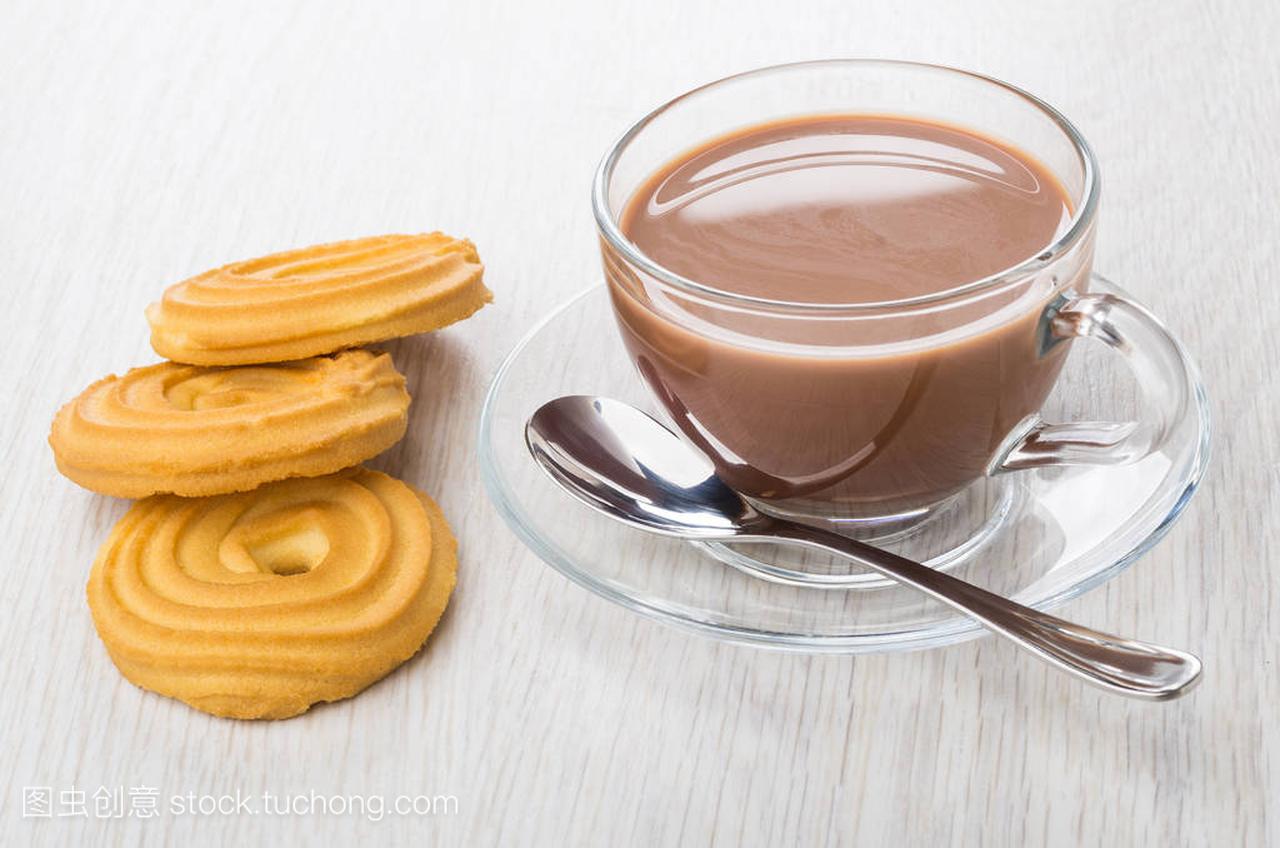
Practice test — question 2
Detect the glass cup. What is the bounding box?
[593,60,1188,530]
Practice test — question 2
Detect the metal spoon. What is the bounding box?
[525,395,1202,701]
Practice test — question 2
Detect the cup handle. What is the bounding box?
[992,288,1193,472]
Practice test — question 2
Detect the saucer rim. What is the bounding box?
[478,275,1212,654]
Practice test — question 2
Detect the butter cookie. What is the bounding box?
[87,468,457,719]
[147,233,491,365]
[51,350,409,497]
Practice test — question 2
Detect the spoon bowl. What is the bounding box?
[526,395,761,537]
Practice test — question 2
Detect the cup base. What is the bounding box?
[696,476,1018,590]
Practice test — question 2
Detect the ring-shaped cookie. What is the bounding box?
[87,468,457,719]
[146,233,492,365]
[51,350,410,498]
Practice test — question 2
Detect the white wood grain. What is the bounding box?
[1,0,1275,845]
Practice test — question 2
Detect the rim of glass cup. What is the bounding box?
[591,58,1100,313]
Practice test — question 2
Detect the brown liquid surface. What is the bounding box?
[623,115,1070,304]
[610,115,1083,511]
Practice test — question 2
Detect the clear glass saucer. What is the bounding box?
[478,275,1210,653]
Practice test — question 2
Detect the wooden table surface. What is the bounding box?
[2,1,1276,845]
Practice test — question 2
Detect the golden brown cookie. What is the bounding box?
[87,468,457,720]
[50,350,410,498]
[146,232,492,365]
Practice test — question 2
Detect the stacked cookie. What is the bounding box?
[50,233,491,719]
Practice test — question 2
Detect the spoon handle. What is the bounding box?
[768,521,1202,700]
